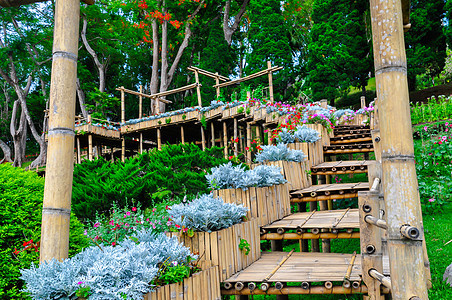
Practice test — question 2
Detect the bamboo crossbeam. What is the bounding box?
[115,87,174,103]
[261,232,360,240]
[188,66,229,81]
[263,250,294,282]
[221,285,390,295]
[213,66,283,88]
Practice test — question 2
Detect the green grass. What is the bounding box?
[424,205,452,299]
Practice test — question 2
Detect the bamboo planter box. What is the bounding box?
[287,141,324,166]
[202,107,223,120]
[222,105,245,119]
[75,124,121,139]
[252,161,312,191]
[213,184,290,227]
[168,219,260,282]
[143,266,221,300]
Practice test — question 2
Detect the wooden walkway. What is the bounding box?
[311,160,371,175]
[290,182,369,202]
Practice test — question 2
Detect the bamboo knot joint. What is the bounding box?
[47,127,75,136]
[42,207,71,215]
[53,51,78,62]
[375,65,407,75]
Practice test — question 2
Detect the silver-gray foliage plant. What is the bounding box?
[293,125,321,143]
[170,194,248,232]
[207,162,286,190]
[255,143,306,163]
[20,232,196,300]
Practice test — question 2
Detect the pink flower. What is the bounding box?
[84,229,87,235]
[152,208,156,212]
[109,220,114,226]
[132,207,137,212]
[167,221,172,226]
[112,242,116,246]
[424,126,428,132]
[94,222,100,228]
[77,281,84,285]
[146,218,150,221]
[428,198,435,203]
[126,211,131,216]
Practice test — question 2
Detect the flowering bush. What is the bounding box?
[206,162,286,190]
[415,122,452,213]
[274,125,321,144]
[255,143,306,163]
[170,194,248,232]
[85,204,173,246]
[21,232,197,300]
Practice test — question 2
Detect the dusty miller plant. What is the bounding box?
[293,125,321,143]
[255,143,306,163]
[170,194,248,232]
[20,232,195,300]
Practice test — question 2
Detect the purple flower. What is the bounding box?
[428,198,435,203]
[78,281,84,285]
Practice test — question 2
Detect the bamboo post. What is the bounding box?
[139,85,143,154]
[310,201,320,252]
[211,122,215,147]
[360,96,366,109]
[157,128,161,150]
[201,126,206,151]
[267,61,274,102]
[120,86,125,162]
[223,121,228,159]
[267,61,275,102]
[215,72,220,98]
[246,123,252,162]
[40,0,80,263]
[76,136,81,164]
[88,134,93,161]
[181,126,185,144]
[195,70,202,107]
[320,99,328,109]
[233,118,238,157]
[110,146,114,162]
[370,1,428,298]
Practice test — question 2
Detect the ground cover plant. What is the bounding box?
[0,164,89,300]
[255,143,306,163]
[72,143,227,220]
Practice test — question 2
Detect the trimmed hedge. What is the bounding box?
[0,164,89,300]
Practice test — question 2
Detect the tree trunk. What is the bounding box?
[223,0,250,46]
[76,78,89,119]
[0,139,12,163]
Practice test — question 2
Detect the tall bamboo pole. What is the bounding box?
[267,61,274,102]
[121,87,125,162]
[223,121,228,159]
[181,126,185,144]
[215,72,220,98]
[370,1,428,298]
[210,122,215,147]
[76,137,81,164]
[233,118,238,157]
[40,0,80,263]
[139,85,143,154]
[195,70,202,107]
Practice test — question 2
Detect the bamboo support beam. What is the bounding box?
[233,118,238,157]
[215,72,220,97]
[223,121,228,159]
[267,61,274,102]
[370,0,428,298]
[139,85,143,154]
[221,285,389,295]
[157,128,161,150]
[210,122,215,147]
[76,137,81,164]
[370,177,381,192]
[194,70,202,107]
[121,138,125,162]
[343,251,357,288]
[40,0,80,263]
[261,232,360,240]
[181,126,185,144]
[365,215,388,230]
[201,126,206,151]
[246,123,251,162]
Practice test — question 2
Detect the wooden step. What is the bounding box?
[311,160,371,175]
[323,148,374,155]
[330,137,373,145]
[222,252,390,295]
[334,128,371,136]
[290,182,369,202]
[260,209,360,240]
[330,133,372,141]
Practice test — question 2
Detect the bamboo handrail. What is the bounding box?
[369,269,392,290]
[213,66,283,88]
[188,66,229,81]
[115,87,173,103]
[364,215,388,230]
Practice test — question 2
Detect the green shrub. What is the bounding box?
[72,143,228,220]
[0,164,89,300]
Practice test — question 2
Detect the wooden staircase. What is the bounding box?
[221,124,392,298]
